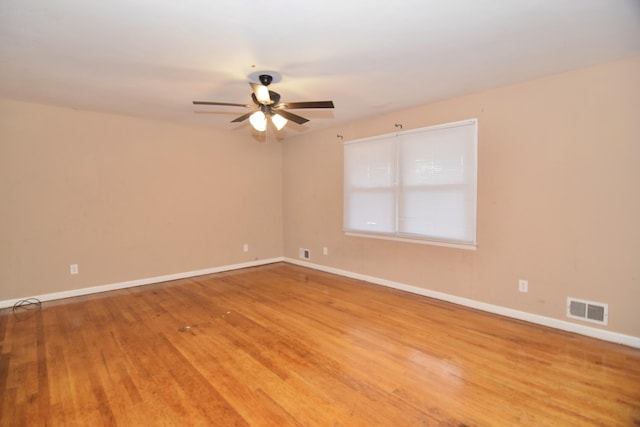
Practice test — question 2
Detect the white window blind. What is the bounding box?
[343,119,477,248]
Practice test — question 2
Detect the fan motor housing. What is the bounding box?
[258,74,273,86]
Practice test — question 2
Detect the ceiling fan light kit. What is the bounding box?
[249,111,267,131]
[271,113,288,130]
[253,85,272,105]
[193,73,334,132]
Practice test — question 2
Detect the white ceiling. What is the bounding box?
[1,0,639,136]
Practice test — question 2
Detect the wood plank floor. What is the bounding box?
[1,262,639,426]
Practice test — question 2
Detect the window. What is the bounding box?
[343,119,477,249]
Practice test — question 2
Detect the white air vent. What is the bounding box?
[567,298,608,325]
[298,248,311,260]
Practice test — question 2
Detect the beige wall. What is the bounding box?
[0,99,283,300]
[283,56,640,337]
[2,56,638,339]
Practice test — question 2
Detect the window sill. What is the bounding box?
[344,231,477,251]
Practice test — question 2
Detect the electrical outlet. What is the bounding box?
[243,244,249,252]
[518,279,528,293]
[70,264,79,275]
[323,247,328,256]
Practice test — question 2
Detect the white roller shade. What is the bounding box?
[344,119,477,248]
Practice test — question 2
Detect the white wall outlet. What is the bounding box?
[518,279,528,293]
[243,244,249,252]
[323,247,328,256]
[299,248,311,260]
[70,264,79,275]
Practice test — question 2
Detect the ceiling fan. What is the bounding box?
[193,74,335,131]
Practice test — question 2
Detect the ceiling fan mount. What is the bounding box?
[257,74,273,87]
[193,73,334,131]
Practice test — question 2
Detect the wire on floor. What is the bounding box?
[12,297,42,313]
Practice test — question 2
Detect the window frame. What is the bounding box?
[343,119,478,250]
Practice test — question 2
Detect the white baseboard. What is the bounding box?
[284,258,640,349]
[0,257,284,309]
[5,256,638,349]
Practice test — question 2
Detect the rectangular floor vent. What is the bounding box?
[567,298,608,325]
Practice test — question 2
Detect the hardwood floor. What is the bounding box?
[1,262,639,426]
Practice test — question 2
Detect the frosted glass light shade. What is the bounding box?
[271,114,288,130]
[255,86,270,104]
[249,111,267,131]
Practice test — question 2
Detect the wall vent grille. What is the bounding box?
[567,298,608,325]
[298,248,311,260]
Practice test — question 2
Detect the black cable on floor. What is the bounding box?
[12,297,42,312]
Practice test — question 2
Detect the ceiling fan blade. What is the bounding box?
[250,83,272,105]
[275,109,309,125]
[277,101,335,109]
[193,101,251,107]
[231,111,254,123]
